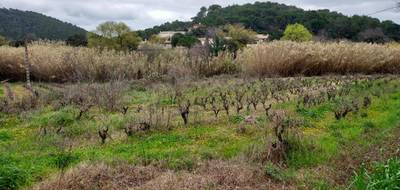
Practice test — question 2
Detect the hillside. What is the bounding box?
[0,8,86,41]
[139,2,400,41]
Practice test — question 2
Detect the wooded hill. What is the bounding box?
[0,8,86,41]
[139,2,400,42]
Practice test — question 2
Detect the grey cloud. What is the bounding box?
[1,0,399,30]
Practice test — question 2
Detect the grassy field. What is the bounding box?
[0,75,399,189]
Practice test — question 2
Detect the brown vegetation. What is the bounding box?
[240,41,400,77]
[1,41,400,83]
[32,161,288,190]
[0,41,236,82]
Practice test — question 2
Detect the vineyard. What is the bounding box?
[1,74,400,189]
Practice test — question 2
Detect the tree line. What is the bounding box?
[139,2,400,43]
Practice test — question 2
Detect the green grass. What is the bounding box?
[288,91,400,168]
[1,78,400,189]
[352,158,400,190]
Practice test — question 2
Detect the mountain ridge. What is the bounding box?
[139,2,400,42]
[0,8,87,41]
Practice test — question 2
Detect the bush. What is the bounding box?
[171,33,199,48]
[264,162,288,182]
[0,35,9,46]
[53,152,78,171]
[281,23,313,42]
[352,158,400,190]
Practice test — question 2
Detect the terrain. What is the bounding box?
[0,8,86,41]
[139,2,400,41]
[1,74,400,189]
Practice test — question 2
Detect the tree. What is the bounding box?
[171,33,199,48]
[220,24,256,57]
[66,34,88,47]
[358,28,389,43]
[0,35,9,46]
[224,24,257,46]
[192,7,207,24]
[88,21,141,51]
[148,34,166,44]
[282,23,313,42]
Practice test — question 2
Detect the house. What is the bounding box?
[255,34,270,44]
[157,31,186,47]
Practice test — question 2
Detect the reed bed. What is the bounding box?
[0,41,399,82]
[0,41,233,82]
[240,41,400,77]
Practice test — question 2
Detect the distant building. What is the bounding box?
[156,30,270,48]
[157,31,186,47]
[255,34,270,44]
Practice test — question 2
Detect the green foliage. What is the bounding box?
[148,35,166,44]
[51,110,75,126]
[142,2,400,41]
[138,21,192,40]
[66,34,88,47]
[209,25,256,56]
[264,162,288,182]
[352,158,400,190]
[282,23,313,42]
[0,35,9,46]
[53,152,78,171]
[229,115,244,124]
[0,8,86,41]
[0,131,12,141]
[0,157,28,190]
[362,121,375,129]
[88,21,141,52]
[171,33,199,48]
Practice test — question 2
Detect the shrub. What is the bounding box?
[53,152,78,172]
[0,35,9,46]
[264,162,288,182]
[171,33,199,48]
[281,23,313,42]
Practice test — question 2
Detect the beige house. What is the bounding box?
[157,31,186,47]
[156,30,270,48]
[255,34,270,44]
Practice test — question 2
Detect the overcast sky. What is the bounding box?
[1,0,399,30]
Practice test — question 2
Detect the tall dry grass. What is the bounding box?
[239,41,400,77]
[0,41,236,82]
[1,41,399,82]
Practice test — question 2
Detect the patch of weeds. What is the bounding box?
[132,85,147,92]
[0,131,12,141]
[0,156,29,190]
[166,157,196,171]
[264,162,288,182]
[53,152,79,171]
[160,97,175,105]
[50,109,75,126]
[362,121,375,131]
[229,115,244,124]
[360,112,368,118]
[311,181,331,190]
[351,158,400,190]
[200,149,216,160]
[256,116,268,124]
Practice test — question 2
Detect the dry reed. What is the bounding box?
[239,41,400,77]
[1,41,399,82]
